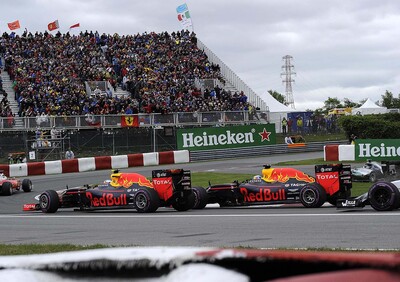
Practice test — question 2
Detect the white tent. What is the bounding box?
[261,91,296,133]
[261,91,295,113]
[351,98,387,115]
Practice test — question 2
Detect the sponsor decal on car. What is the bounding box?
[116,173,154,189]
[240,188,286,202]
[262,168,315,183]
[86,192,127,207]
[340,200,356,207]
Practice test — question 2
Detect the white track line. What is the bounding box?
[0,213,399,218]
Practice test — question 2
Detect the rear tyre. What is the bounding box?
[368,181,400,211]
[22,179,33,192]
[39,190,60,213]
[300,183,327,208]
[135,188,160,213]
[172,191,195,212]
[192,187,208,209]
[1,182,13,196]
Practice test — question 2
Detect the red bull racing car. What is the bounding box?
[203,164,352,208]
[0,171,32,196]
[23,169,203,213]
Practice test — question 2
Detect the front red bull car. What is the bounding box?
[205,164,352,208]
[23,169,197,213]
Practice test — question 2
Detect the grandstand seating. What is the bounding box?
[1,29,256,126]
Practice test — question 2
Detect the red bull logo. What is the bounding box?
[86,192,127,207]
[240,188,286,202]
[111,173,154,189]
[262,168,315,183]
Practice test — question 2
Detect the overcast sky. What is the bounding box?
[2,0,400,110]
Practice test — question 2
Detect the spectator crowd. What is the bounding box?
[0,29,255,120]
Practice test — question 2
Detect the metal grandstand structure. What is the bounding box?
[196,39,268,111]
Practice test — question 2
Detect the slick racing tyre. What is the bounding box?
[135,188,160,213]
[172,191,195,212]
[39,190,60,213]
[368,181,400,211]
[192,187,208,209]
[22,179,33,192]
[369,172,378,183]
[1,182,13,196]
[300,183,327,208]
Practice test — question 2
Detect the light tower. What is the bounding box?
[281,55,296,109]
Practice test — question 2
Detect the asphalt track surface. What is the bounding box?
[1,151,399,250]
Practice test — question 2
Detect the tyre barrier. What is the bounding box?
[0,150,190,177]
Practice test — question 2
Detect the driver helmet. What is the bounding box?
[253,175,262,180]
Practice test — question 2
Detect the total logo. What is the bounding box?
[316,174,338,180]
[153,179,172,185]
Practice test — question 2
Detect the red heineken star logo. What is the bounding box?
[259,128,271,142]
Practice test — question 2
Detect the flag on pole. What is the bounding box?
[48,20,59,31]
[69,23,80,29]
[7,20,20,30]
[176,3,193,30]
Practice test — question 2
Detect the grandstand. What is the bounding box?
[0,30,269,161]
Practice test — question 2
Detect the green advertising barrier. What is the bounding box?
[355,139,400,161]
[177,124,276,151]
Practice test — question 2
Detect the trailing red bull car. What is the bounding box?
[202,164,352,208]
[23,169,199,213]
[0,171,32,196]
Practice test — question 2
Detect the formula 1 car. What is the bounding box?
[0,171,32,196]
[23,169,201,213]
[351,160,384,182]
[337,180,400,211]
[201,163,352,208]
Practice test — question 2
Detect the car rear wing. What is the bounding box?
[152,169,191,192]
[315,164,352,195]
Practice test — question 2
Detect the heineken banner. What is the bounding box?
[177,124,276,151]
[355,139,400,161]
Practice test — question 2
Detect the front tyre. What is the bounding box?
[192,187,208,209]
[1,182,13,196]
[39,190,60,213]
[300,183,327,208]
[135,188,160,213]
[327,190,351,206]
[172,191,195,212]
[368,181,400,211]
[22,179,33,192]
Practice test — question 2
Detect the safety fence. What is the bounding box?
[190,141,347,161]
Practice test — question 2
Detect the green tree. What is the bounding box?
[267,90,287,105]
[324,97,342,110]
[343,98,360,108]
[381,90,394,108]
[381,90,400,108]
